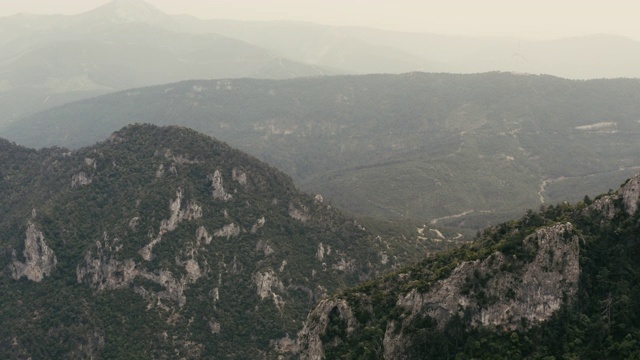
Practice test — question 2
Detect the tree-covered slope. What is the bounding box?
[0,124,422,359]
[5,72,640,229]
[277,174,640,359]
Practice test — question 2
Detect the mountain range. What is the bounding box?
[1,0,640,129]
[3,124,640,358]
[5,72,640,230]
[277,173,640,359]
[0,124,434,358]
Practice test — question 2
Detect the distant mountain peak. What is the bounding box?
[83,0,167,23]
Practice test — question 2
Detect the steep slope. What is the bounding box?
[0,124,416,358]
[6,72,640,229]
[277,174,640,359]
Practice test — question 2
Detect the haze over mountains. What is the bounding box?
[1,0,640,128]
[2,1,640,358]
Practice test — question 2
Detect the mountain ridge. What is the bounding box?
[6,72,640,229]
[0,124,429,358]
[275,172,640,359]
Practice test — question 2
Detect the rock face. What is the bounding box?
[9,223,57,282]
[210,170,233,201]
[289,202,310,222]
[139,188,202,261]
[71,171,92,187]
[287,223,581,359]
[589,173,640,219]
[0,124,406,359]
[621,175,640,216]
[394,223,579,331]
[284,298,358,360]
[214,223,240,239]
[254,269,286,309]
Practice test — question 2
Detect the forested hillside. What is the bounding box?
[0,124,426,358]
[278,174,640,359]
[6,72,640,229]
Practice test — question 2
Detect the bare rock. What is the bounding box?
[289,202,310,223]
[621,175,640,216]
[251,217,266,234]
[232,167,248,185]
[9,223,57,282]
[289,223,580,359]
[295,299,358,360]
[71,171,92,187]
[214,223,240,239]
[84,157,97,169]
[140,188,202,261]
[209,170,232,201]
[254,269,286,310]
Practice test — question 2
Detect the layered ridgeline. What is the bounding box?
[276,174,640,359]
[0,0,336,127]
[3,0,640,126]
[0,125,424,358]
[5,72,640,229]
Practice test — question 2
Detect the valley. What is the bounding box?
[1,0,640,358]
[4,73,639,230]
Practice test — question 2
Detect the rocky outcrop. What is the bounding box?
[232,168,247,185]
[256,240,275,256]
[589,173,640,219]
[196,226,212,245]
[289,202,310,222]
[71,171,92,187]
[77,234,137,291]
[331,257,356,273]
[291,298,358,360]
[9,223,57,282]
[621,175,640,216]
[316,242,325,261]
[214,223,240,239]
[156,163,165,177]
[139,188,202,261]
[250,217,266,234]
[398,223,579,330]
[254,269,286,310]
[79,225,212,307]
[160,148,201,165]
[84,157,97,169]
[209,170,233,201]
[381,223,580,358]
[287,223,580,359]
[77,253,137,291]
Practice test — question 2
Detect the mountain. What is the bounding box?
[276,173,640,359]
[0,124,425,358]
[2,0,640,129]
[78,0,169,24]
[162,15,640,79]
[168,19,440,75]
[5,72,640,230]
[0,1,337,128]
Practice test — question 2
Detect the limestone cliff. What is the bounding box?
[9,223,57,282]
[277,172,640,359]
[286,223,581,359]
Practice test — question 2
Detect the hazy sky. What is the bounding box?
[2,0,639,40]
